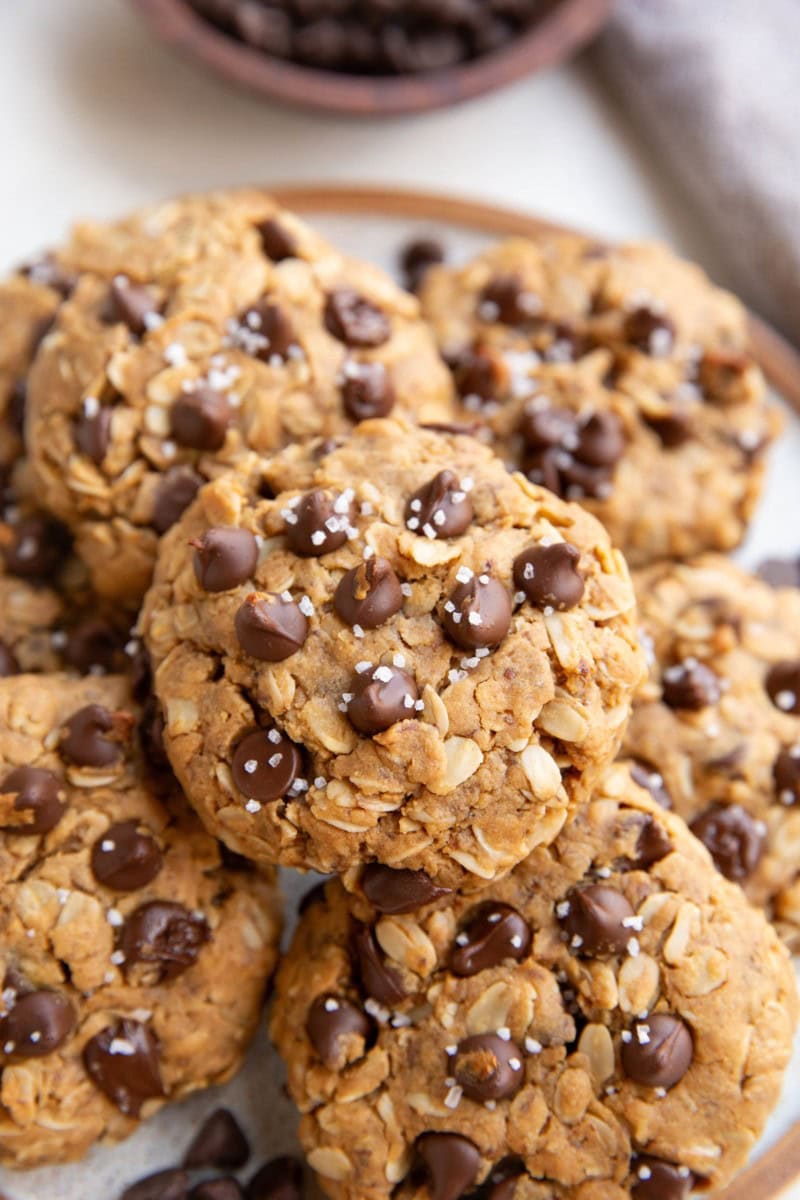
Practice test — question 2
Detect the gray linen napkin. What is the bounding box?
[595,0,800,345]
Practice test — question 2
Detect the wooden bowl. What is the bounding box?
[129,0,615,116]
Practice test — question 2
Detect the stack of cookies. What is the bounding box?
[0,189,797,1200]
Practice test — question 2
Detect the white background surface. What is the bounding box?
[1,3,799,1198]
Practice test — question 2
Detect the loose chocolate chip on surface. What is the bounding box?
[690,804,766,881]
[61,704,129,767]
[512,542,584,611]
[453,1033,524,1101]
[416,1132,481,1200]
[405,470,473,539]
[623,306,676,356]
[0,990,75,1058]
[121,1168,190,1200]
[192,527,259,592]
[83,1018,164,1116]
[184,1107,250,1168]
[399,236,444,291]
[75,401,113,465]
[307,993,372,1069]
[3,513,71,580]
[631,1156,696,1200]
[236,593,308,661]
[347,665,419,735]
[661,659,722,710]
[341,361,395,421]
[621,1013,693,1089]
[0,765,66,835]
[91,820,163,891]
[171,387,232,451]
[765,660,800,713]
[451,902,531,976]
[774,746,800,806]
[121,901,209,981]
[232,728,302,802]
[478,275,539,325]
[324,288,391,348]
[258,217,299,262]
[246,1155,303,1200]
[334,558,402,629]
[630,762,672,809]
[153,467,203,534]
[560,885,636,956]
[284,488,356,557]
[361,865,450,914]
[354,924,406,1006]
[442,570,512,650]
[0,639,18,677]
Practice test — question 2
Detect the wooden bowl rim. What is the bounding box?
[130,0,616,115]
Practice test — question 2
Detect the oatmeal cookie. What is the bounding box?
[0,674,280,1167]
[270,761,797,1200]
[142,418,643,886]
[420,237,779,566]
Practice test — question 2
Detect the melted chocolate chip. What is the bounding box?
[765,660,800,714]
[361,865,450,914]
[3,513,71,581]
[62,617,124,675]
[630,763,672,809]
[416,1132,481,1200]
[83,1018,164,1116]
[153,467,203,534]
[106,277,162,336]
[334,558,402,629]
[192,527,258,592]
[0,765,66,835]
[451,902,531,976]
[307,993,372,1068]
[0,639,19,677]
[341,361,395,421]
[478,275,539,325]
[121,1168,190,1200]
[621,1014,693,1089]
[91,820,163,891]
[120,901,209,980]
[184,1107,250,1168]
[324,288,391,348]
[284,489,356,557]
[661,659,722,710]
[512,542,584,611]
[235,593,308,661]
[0,990,75,1058]
[560,885,635,956]
[60,704,129,767]
[75,402,113,465]
[241,301,298,363]
[623,307,676,356]
[405,470,473,540]
[171,387,232,451]
[631,1156,696,1200]
[232,728,302,801]
[353,924,406,1006]
[632,816,673,868]
[442,571,511,650]
[453,1033,524,1101]
[258,217,299,262]
[246,1155,303,1200]
[774,746,800,806]
[347,665,419,735]
[399,236,444,291]
[690,804,765,881]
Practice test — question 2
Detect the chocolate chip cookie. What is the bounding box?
[141,418,643,886]
[26,189,455,603]
[622,554,800,947]
[270,761,797,1200]
[420,237,780,566]
[0,674,281,1167]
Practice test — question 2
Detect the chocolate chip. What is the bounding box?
[757,556,800,589]
[246,1156,303,1200]
[487,1170,524,1200]
[341,361,395,421]
[0,765,66,835]
[631,1156,696,1200]
[83,1018,164,1116]
[442,570,511,650]
[153,467,203,534]
[399,236,444,291]
[347,665,419,735]
[22,253,77,298]
[258,217,299,262]
[0,639,18,677]
[451,902,531,976]
[324,288,391,348]
[184,1107,250,1168]
[416,1132,481,1200]
[361,865,450,914]
[450,344,506,405]
[512,542,584,611]
[141,697,170,772]
[334,558,402,629]
[75,402,113,465]
[630,762,672,809]
[623,307,676,356]
[121,1168,190,1200]
[3,513,71,580]
[353,924,406,1006]
[632,816,673,868]
[0,990,75,1058]
[645,409,693,448]
[235,593,308,661]
[284,489,356,557]
[91,820,163,891]
[661,659,722,710]
[478,275,539,325]
[520,405,623,500]
[560,885,635,956]
[574,411,626,467]
[240,301,298,363]
[519,404,577,451]
[192,527,258,592]
[774,746,800,806]
[120,901,209,981]
[307,993,372,1069]
[621,1013,693,1089]
[405,470,473,540]
[452,1032,524,1102]
[171,387,232,451]
[190,1180,243,1200]
[106,277,162,335]
[765,660,800,713]
[63,617,124,674]
[690,804,765,881]
[232,728,302,801]
[60,704,130,767]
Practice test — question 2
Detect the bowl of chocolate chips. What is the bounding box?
[130,0,614,115]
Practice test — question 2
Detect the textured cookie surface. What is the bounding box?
[26,189,455,602]
[142,419,643,885]
[0,674,280,1167]
[420,237,779,566]
[623,555,800,946]
[271,762,797,1200]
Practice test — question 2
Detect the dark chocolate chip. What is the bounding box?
[451,902,531,976]
[416,1132,481,1200]
[0,639,18,677]
[478,275,539,325]
[192,527,259,592]
[141,697,170,772]
[645,409,693,448]
[91,820,163,891]
[405,470,473,540]
[22,254,77,298]
[487,1171,524,1200]
[153,467,203,534]
[334,557,402,629]
[324,288,391,348]
[60,704,129,767]
[120,901,209,980]
[442,570,511,650]
[452,1032,524,1101]
[0,765,66,835]
[757,556,800,589]
[232,728,302,801]
[258,217,299,262]
[0,990,75,1058]
[630,762,672,809]
[774,746,800,806]
[690,804,765,881]
[574,411,625,467]
[765,660,800,714]
[361,865,450,914]
[184,1107,250,1168]
[520,405,621,500]
[240,301,298,363]
[235,593,308,661]
[399,236,444,291]
[171,387,232,451]
[63,617,124,674]
[341,361,395,421]
[2,513,71,581]
[450,344,506,405]
[347,665,419,735]
[246,1155,303,1200]
[661,659,722,710]
[621,1013,693,1089]
[623,307,676,356]
[121,1168,190,1200]
[107,277,162,336]
[560,885,635,956]
[284,489,356,557]
[83,1018,164,1116]
[632,816,673,868]
[190,1180,244,1200]
[354,924,406,1006]
[512,542,584,611]
[519,404,578,451]
[631,1156,696,1200]
[75,401,113,465]
[307,993,372,1069]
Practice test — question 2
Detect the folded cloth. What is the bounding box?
[595,0,800,346]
